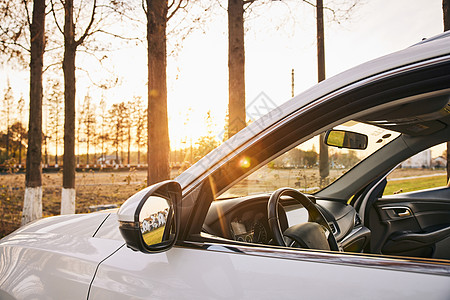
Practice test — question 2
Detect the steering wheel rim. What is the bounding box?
[267,187,340,251]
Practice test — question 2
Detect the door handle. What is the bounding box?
[397,210,411,217]
[381,206,413,219]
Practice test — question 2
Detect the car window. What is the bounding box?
[384,142,448,195]
[219,121,399,199]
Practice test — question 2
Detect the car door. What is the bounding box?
[362,141,450,259]
[366,167,450,260]
[88,240,450,299]
[88,36,450,299]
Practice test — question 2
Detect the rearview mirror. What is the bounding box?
[324,130,368,150]
[118,180,181,253]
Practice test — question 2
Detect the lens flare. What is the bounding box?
[239,157,251,168]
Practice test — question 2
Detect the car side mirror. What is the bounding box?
[324,130,368,150]
[117,180,181,253]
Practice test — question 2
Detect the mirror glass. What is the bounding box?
[139,196,172,246]
[325,130,368,150]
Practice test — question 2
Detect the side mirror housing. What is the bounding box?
[117,180,181,253]
[324,130,368,150]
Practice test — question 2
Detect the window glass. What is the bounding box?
[384,142,448,195]
[219,121,399,199]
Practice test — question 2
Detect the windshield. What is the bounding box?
[218,121,399,199]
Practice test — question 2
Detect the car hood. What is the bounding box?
[0,209,125,246]
[0,212,125,298]
[1,211,112,240]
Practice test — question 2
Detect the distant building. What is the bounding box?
[97,155,122,166]
[432,156,447,168]
[401,150,431,168]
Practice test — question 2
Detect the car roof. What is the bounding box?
[177,33,450,190]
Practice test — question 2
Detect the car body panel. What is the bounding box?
[7,211,110,237]
[93,212,123,241]
[89,243,450,300]
[0,213,124,299]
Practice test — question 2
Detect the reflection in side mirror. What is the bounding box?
[325,130,368,150]
[118,180,181,253]
[139,196,172,247]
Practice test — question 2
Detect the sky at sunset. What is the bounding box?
[0,0,445,151]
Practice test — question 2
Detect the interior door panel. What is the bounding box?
[368,186,450,259]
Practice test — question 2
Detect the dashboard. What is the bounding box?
[203,194,371,252]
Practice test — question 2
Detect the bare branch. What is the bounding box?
[0,39,31,53]
[168,0,175,10]
[42,61,62,73]
[75,0,96,47]
[96,4,145,24]
[142,0,147,15]
[22,0,31,28]
[243,0,257,6]
[50,0,64,35]
[215,0,226,11]
[76,65,119,89]
[302,0,340,22]
[88,29,142,41]
[168,0,188,21]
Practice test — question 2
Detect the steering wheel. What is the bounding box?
[268,188,340,251]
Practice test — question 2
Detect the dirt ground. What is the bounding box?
[0,167,445,238]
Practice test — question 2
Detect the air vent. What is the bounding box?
[329,222,337,234]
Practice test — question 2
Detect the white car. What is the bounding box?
[1,32,450,299]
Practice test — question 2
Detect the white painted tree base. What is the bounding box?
[22,187,42,225]
[61,188,76,215]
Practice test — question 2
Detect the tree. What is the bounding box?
[316,0,329,186]
[82,93,96,166]
[194,111,220,161]
[23,0,46,225]
[133,96,147,166]
[304,149,318,167]
[1,82,14,159]
[108,102,127,165]
[57,0,95,214]
[98,97,108,166]
[124,101,132,166]
[444,0,450,182]
[16,95,26,165]
[46,81,64,166]
[227,0,246,138]
[51,0,118,212]
[146,0,188,185]
[49,0,140,212]
[9,121,28,163]
[0,0,33,66]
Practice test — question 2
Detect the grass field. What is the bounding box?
[384,175,447,195]
[142,227,165,245]
[0,167,447,238]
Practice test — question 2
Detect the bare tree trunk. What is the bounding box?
[138,147,141,165]
[147,0,170,185]
[19,137,23,165]
[86,121,90,166]
[317,0,329,186]
[6,128,10,159]
[227,0,246,138]
[62,0,77,214]
[23,0,45,225]
[127,125,131,165]
[444,0,450,182]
